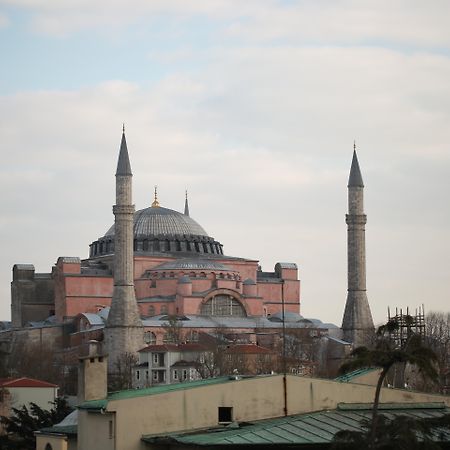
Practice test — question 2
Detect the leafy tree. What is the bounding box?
[338,319,439,448]
[0,397,73,450]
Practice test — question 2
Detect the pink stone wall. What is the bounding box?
[54,255,300,322]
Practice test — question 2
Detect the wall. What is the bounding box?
[9,386,58,411]
[36,434,74,450]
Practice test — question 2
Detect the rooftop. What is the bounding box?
[79,376,249,411]
[143,402,450,447]
[0,377,58,388]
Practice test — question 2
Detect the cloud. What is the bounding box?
[2,0,450,50]
[0,36,449,324]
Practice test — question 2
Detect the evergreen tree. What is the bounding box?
[0,397,73,450]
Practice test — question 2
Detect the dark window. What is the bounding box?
[218,407,233,423]
[45,444,53,450]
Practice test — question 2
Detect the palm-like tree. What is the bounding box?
[339,319,439,448]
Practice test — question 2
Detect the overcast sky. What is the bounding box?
[0,1,449,325]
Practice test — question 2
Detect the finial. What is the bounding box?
[353,140,356,152]
[122,123,125,134]
[151,185,160,207]
[185,189,188,200]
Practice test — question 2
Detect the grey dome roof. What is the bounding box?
[153,259,231,271]
[105,206,209,238]
[268,311,304,323]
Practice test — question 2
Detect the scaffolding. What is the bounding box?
[387,304,426,349]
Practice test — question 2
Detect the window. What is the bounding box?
[173,369,178,380]
[148,305,155,316]
[152,371,158,381]
[160,305,168,315]
[200,295,246,317]
[153,353,159,364]
[145,370,149,380]
[109,420,114,439]
[45,444,53,450]
[218,407,233,423]
[136,370,140,380]
[182,369,188,380]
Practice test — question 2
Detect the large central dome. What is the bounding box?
[89,205,224,258]
[105,206,209,238]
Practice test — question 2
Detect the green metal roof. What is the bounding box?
[37,425,78,436]
[142,403,450,447]
[79,376,242,410]
[334,367,379,383]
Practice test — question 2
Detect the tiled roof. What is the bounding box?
[138,344,180,353]
[142,403,450,446]
[0,377,58,388]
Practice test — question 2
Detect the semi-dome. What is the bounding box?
[89,205,224,258]
[105,206,208,238]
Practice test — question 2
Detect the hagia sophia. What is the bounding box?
[4,129,374,377]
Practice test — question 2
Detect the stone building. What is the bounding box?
[6,132,371,379]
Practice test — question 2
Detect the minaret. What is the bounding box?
[104,128,144,371]
[184,190,190,216]
[342,145,374,346]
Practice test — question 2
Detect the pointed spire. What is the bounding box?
[184,189,190,216]
[151,185,160,208]
[116,127,132,176]
[348,145,364,187]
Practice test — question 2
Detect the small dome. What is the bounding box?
[268,311,304,323]
[105,206,208,238]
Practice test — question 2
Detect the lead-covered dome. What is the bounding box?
[89,205,224,258]
[105,206,208,238]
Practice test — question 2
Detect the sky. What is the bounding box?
[0,1,449,326]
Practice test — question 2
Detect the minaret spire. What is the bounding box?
[105,128,143,371]
[342,145,374,346]
[184,189,190,216]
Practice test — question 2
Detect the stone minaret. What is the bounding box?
[104,129,144,371]
[342,147,374,346]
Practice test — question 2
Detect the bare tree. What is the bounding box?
[424,311,450,394]
[162,315,183,344]
[108,352,138,391]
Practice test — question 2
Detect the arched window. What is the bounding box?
[160,305,168,315]
[200,295,246,317]
[148,305,155,316]
[45,444,53,450]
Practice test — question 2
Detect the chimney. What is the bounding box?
[77,340,108,404]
